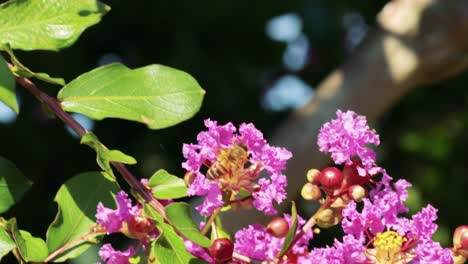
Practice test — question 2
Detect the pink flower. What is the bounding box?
[305,235,369,264]
[182,119,292,216]
[96,191,139,233]
[233,214,313,262]
[99,244,135,264]
[317,110,380,176]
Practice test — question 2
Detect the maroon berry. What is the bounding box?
[210,238,234,262]
[267,217,289,238]
[318,167,343,190]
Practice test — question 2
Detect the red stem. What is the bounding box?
[14,75,168,221]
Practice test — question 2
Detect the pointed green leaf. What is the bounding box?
[277,202,298,258]
[0,54,17,113]
[142,203,163,224]
[46,172,119,262]
[81,132,136,178]
[153,223,207,264]
[8,219,48,262]
[58,63,205,129]
[0,228,15,261]
[0,0,109,51]
[0,156,32,214]
[148,170,187,199]
[165,202,211,248]
[4,46,64,85]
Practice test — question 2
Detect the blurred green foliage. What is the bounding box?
[0,0,466,261]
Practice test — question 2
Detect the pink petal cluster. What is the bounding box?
[96,191,140,233]
[182,119,292,216]
[317,110,380,176]
[98,244,135,264]
[233,214,313,262]
[311,172,453,263]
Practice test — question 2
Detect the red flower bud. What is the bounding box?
[343,161,370,186]
[318,167,343,190]
[210,238,234,262]
[454,225,468,257]
[267,217,289,238]
[120,215,155,240]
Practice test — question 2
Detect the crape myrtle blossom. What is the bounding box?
[99,244,136,264]
[306,172,453,263]
[318,110,381,176]
[182,119,292,216]
[96,190,160,264]
[233,214,313,262]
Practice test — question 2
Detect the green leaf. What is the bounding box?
[0,0,109,51]
[153,223,207,264]
[58,63,205,129]
[0,54,17,113]
[4,46,65,85]
[148,170,187,199]
[81,132,136,178]
[46,171,119,262]
[0,156,32,214]
[165,203,211,248]
[276,202,298,258]
[8,219,48,262]
[0,228,15,261]
[142,203,163,224]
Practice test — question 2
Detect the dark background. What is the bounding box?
[1,0,467,262]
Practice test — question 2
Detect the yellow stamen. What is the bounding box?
[372,231,407,263]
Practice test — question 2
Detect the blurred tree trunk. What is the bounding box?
[222,0,468,232]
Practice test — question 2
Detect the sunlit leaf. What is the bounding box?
[46,172,118,262]
[8,219,48,262]
[148,170,187,199]
[153,223,207,264]
[0,156,32,214]
[0,228,15,261]
[0,0,109,51]
[0,55,17,113]
[58,63,205,129]
[4,46,64,85]
[81,132,136,178]
[165,202,211,248]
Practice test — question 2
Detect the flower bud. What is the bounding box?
[267,217,289,238]
[454,225,468,257]
[318,167,343,190]
[120,215,155,240]
[184,172,196,186]
[307,169,321,184]
[314,208,342,228]
[348,185,367,202]
[301,183,322,200]
[210,238,234,262]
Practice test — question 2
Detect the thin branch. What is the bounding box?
[13,75,168,221]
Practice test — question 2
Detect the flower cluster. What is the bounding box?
[182,119,292,216]
[318,110,381,176]
[304,172,453,263]
[96,190,158,263]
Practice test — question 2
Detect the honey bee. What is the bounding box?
[206,143,249,180]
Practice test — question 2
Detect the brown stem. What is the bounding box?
[201,208,221,235]
[44,230,105,263]
[13,75,168,221]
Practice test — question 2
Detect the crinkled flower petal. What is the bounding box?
[318,110,380,175]
[184,240,214,263]
[96,191,139,234]
[195,182,223,216]
[413,239,454,264]
[252,174,287,215]
[99,244,135,264]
